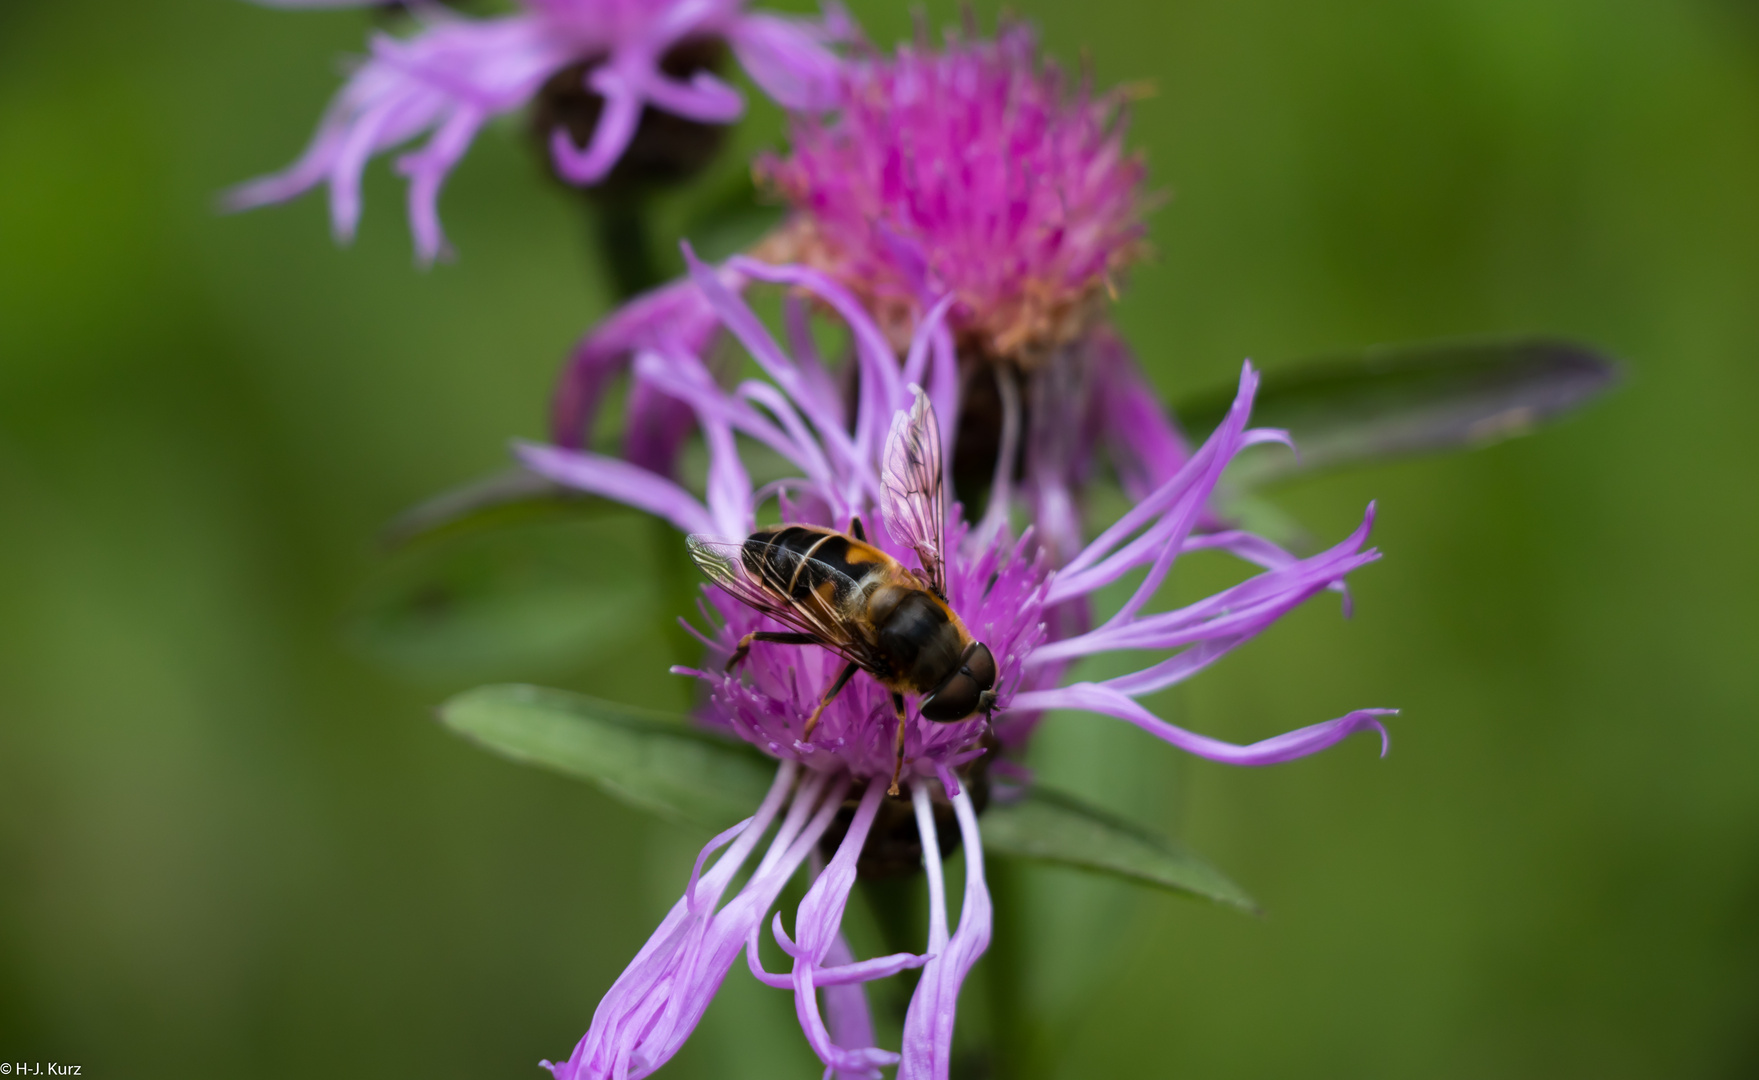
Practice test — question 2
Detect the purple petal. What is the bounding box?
[547,768,852,1080]
[622,370,699,476]
[551,275,725,451]
[728,12,846,111]
[1010,684,1396,765]
[638,67,746,123]
[227,15,569,256]
[787,783,901,1075]
[684,248,874,502]
[745,931,926,991]
[723,256,906,465]
[395,102,485,263]
[1032,504,1380,668]
[821,934,881,1080]
[783,294,844,425]
[1052,362,1262,602]
[549,70,643,184]
[700,415,755,540]
[1087,327,1191,500]
[899,294,957,389]
[513,440,713,535]
[899,786,991,1080]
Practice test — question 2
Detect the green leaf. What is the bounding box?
[438,684,777,831]
[981,786,1259,913]
[1173,337,1619,486]
[438,686,1255,907]
[380,466,610,549]
[347,514,663,680]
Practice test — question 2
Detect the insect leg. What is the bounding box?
[888,692,909,797]
[726,631,819,672]
[800,660,860,743]
[849,516,868,542]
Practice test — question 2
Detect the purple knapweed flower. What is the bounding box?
[753,19,1144,368]
[551,21,1186,562]
[515,251,1394,1079]
[227,0,852,262]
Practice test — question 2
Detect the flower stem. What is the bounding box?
[984,857,1036,1080]
[592,191,665,301]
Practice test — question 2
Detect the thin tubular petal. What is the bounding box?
[737,380,842,508]
[551,274,726,450]
[821,933,882,1080]
[544,762,799,1079]
[728,12,846,110]
[1059,362,1260,580]
[745,930,925,991]
[513,441,714,535]
[700,415,753,540]
[788,784,901,1075]
[1088,327,1191,499]
[724,256,906,464]
[396,103,486,262]
[912,784,950,955]
[900,295,958,389]
[1031,506,1379,667]
[622,372,699,476]
[899,788,991,1080]
[782,294,844,424]
[547,771,849,1080]
[684,249,873,498]
[549,73,642,184]
[628,346,825,502]
[229,15,569,255]
[1011,684,1396,765]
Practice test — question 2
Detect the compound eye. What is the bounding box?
[921,672,981,722]
[964,642,997,691]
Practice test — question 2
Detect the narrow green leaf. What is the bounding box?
[439,684,777,831]
[1173,337,1619,485]
[348,515,661,680]
[380,466,609,549]
[981,787,1259,913]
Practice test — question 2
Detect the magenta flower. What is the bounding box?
[552,22,1186,561]
[515,252,1394,1079]
[227,0,851,262]
[754,20,1145,365]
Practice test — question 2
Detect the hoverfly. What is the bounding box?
[687,391,998,795]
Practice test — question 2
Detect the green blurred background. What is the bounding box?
[3,0,1757,1076]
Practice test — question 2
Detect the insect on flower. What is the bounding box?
[688,391,997,794]
[514,252,1395,1080]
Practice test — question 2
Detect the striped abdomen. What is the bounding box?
[742,525,967,694]
[742,526,888,608]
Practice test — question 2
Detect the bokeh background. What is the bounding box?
[3,0,1757,1076]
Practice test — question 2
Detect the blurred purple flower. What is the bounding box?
[517,250,1394,1079]
[755,20,1146,366]
[552,21,1187,561]
[227,0,852,262]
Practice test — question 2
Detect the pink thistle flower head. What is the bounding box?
[227,0,854,262]
[515,250,1395,1079]
[755,19,1150,366]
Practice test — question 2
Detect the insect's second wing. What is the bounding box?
[687,534,882,669]
[881,387,947,596]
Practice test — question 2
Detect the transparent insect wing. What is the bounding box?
[685,534,877,668]
[881,388,947,596]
